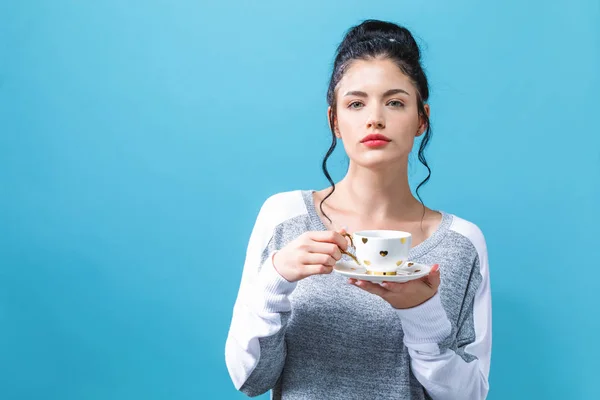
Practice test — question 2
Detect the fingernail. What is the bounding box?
[432,264,440,272]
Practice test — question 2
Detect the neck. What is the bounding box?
[333,160,423,222]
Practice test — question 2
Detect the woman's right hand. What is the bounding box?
[272,230,349,282]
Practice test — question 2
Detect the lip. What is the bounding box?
[360,133,391,143]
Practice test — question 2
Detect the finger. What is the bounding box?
[421,265,441,288]
[380,281,408,292]
[353,280,389,297]
[303,264,333,276]
[308,242,342,261]
[428,267,441,288]
[308,231,348,250]
[301,253,337,267]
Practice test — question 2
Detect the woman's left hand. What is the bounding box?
[349,264,440,309]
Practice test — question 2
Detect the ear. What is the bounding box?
[416,104,430,137]
[327,106,341,138]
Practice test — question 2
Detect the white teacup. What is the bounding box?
[344,230,412,275]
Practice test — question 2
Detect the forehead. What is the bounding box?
[338,58,412,91]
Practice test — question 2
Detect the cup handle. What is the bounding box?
[341,232,355,248]
[339,232,360,265]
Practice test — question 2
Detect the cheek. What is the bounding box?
[388,111,422,139]
[337,109,361,131]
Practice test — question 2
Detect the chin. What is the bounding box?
[354,153,407,170]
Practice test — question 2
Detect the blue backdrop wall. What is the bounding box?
[1,1,598,399]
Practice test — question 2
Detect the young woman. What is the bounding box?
[225,19,492,400]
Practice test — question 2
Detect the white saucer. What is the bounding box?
[333,260,433,283]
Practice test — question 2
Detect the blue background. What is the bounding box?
[1,1,599,399]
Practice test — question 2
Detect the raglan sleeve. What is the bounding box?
[225,195,298,397]
[394,228,492,399]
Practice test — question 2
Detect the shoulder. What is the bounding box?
[446,213,489,266]
[255,190,310,229]
[448,214,486,249]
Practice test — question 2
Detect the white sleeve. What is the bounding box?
[395,233,492,399]
[224,193,300,397]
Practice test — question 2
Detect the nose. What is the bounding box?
[366,111,385,130]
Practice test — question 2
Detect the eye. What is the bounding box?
[387,100,404,107]
[348,101,364,109]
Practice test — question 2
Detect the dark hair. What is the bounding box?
[320,19,432,223]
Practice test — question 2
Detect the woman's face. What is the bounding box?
[331,57,429,170]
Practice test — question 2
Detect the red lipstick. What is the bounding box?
[360,133,391,148]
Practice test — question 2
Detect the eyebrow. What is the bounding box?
[343,88,411,97]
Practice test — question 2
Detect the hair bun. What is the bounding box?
[338,20,421,63]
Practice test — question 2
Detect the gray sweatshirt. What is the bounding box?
[225,190,492,399]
